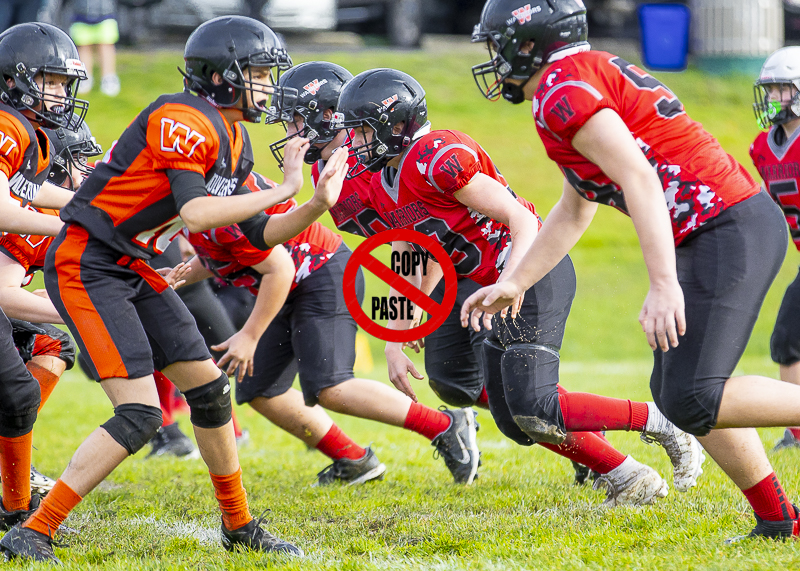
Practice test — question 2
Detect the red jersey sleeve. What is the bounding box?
[146,103,219,174]
[535,62,615,143]
[0,113,28,180]
[205,225,274,268]
[418,131,482,196]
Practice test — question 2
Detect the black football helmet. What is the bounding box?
[43,114,102,190]
[268,61,353,169]
[335,68,429,178]
[0,23,89,129]
[181,15,296,123]
[471,0,588,103]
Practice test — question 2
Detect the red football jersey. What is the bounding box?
[312,153,390,238]
[187,172,342,294]
[0,103,52,207]
[367,129,540,287]
[61,92,254,259]
[751,127,800,250]
[0,206,58,284]
[534,50,759,246]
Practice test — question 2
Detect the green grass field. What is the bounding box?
[16,42,800,569]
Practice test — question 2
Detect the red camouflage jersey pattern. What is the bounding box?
[534,50,758,245]
[312,153,390,238]
[751,127,800,250]
[187,172,342,294]
[367,129,540,287]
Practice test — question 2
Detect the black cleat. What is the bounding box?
[0,523,61,564]
[315,447,387,486]
[726,505,800,544]
[773,429,800,451]
[147,423,199,459]
[431,407,480,485]
[571,461,601,486]
[0,494,40,532]
[221,515,303,556]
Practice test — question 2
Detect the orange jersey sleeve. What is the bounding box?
[145,103,220,174]
[0,111,30,180]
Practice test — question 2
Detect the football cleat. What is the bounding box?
[147,423,199,459]
[572,461,600,486]
[726,505,800,544]
[314,447,387,487]
[641,402,705,492]
[593,456,669,507]
[0,494,40,532]
[773,429,800,451]
[221,515,303,557]
[0,523,61,564]
[431,407,480,485]
[30,466,56,497]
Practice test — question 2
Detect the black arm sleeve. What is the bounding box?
[167,169,208,212]
[238,212,271,251]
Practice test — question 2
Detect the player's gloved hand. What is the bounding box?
[639,278,685,352]
[281,136,310,195]
[212,330,259,383]
[310,146,349,210]
[385,342,422,402]
[460,280,523,332]
[9,318,46,363]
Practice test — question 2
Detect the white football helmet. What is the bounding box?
[754,46,800,128]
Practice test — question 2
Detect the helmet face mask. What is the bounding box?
[0,23,89,130]
[334,68,429,179]
[268,61,354,169]
[181,16,297,123]
[471,0,589,104]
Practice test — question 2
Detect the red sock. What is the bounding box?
[23,479,81,536]
[403,402,452,440]
[789,427,800,440]
[27,362,60,413]
[476,387,490,410]
[153,371,175,426]
[315,425,366,461]
[209,467,252,531]
[743,472,797,521]
[539,431,626,474]
[558,392,649,432]
[0,432,32,511]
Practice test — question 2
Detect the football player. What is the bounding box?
[466,0,800,541]
[1,16,348,562]
[0,23,89,534]
[182,170,482,485]
[751,47,800,452]
[335,67,704,507]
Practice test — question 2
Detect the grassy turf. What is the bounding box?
[16,43,800,568]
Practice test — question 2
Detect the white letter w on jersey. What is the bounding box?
[160,118,206,158]
[0,131,18,157]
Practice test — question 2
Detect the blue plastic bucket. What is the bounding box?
[638,3,690,71]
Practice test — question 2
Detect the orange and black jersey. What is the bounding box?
[0,102,52,207]
[60,92,264,259]
[0,206,58,283]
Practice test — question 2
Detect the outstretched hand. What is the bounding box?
[460,280,523,332]
[156,262,191,289]
[311,146,348,210]
[639,280,686,351]
[212,330,259,383]
[385,343,422,402]
[281,136,310,194]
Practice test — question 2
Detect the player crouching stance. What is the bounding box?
[336,68,704,506]
[0,16,348,563]
[467,0,798,541]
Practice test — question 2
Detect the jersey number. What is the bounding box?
[610,57,684,120]
[413,218,481,275]
[338,209,389,238]
[771,180,800,230]
[132,216,185,254]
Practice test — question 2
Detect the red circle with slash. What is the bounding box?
[343,229,457,343]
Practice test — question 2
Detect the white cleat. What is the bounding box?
[641,402,705,492]
[593,456,669,507]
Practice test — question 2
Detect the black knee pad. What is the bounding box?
[501,343,566,445]
[656,377,726,437]
[101,403,162,455]
[428,378,479,408]
[480,340,534,446]
[0,378,40,438]
[183,372,232,429]
[771,327,800,366]
[51,327,76,370]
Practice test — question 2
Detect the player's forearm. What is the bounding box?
[32,182,74,209]
[419,259,443,296]
[622,173,678,287]
[0,288,64,323]
[0,205,63,236]
[240,271,293,340]
[501,211,539,278]
[261,199,328,247]
[180,187,298,233]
